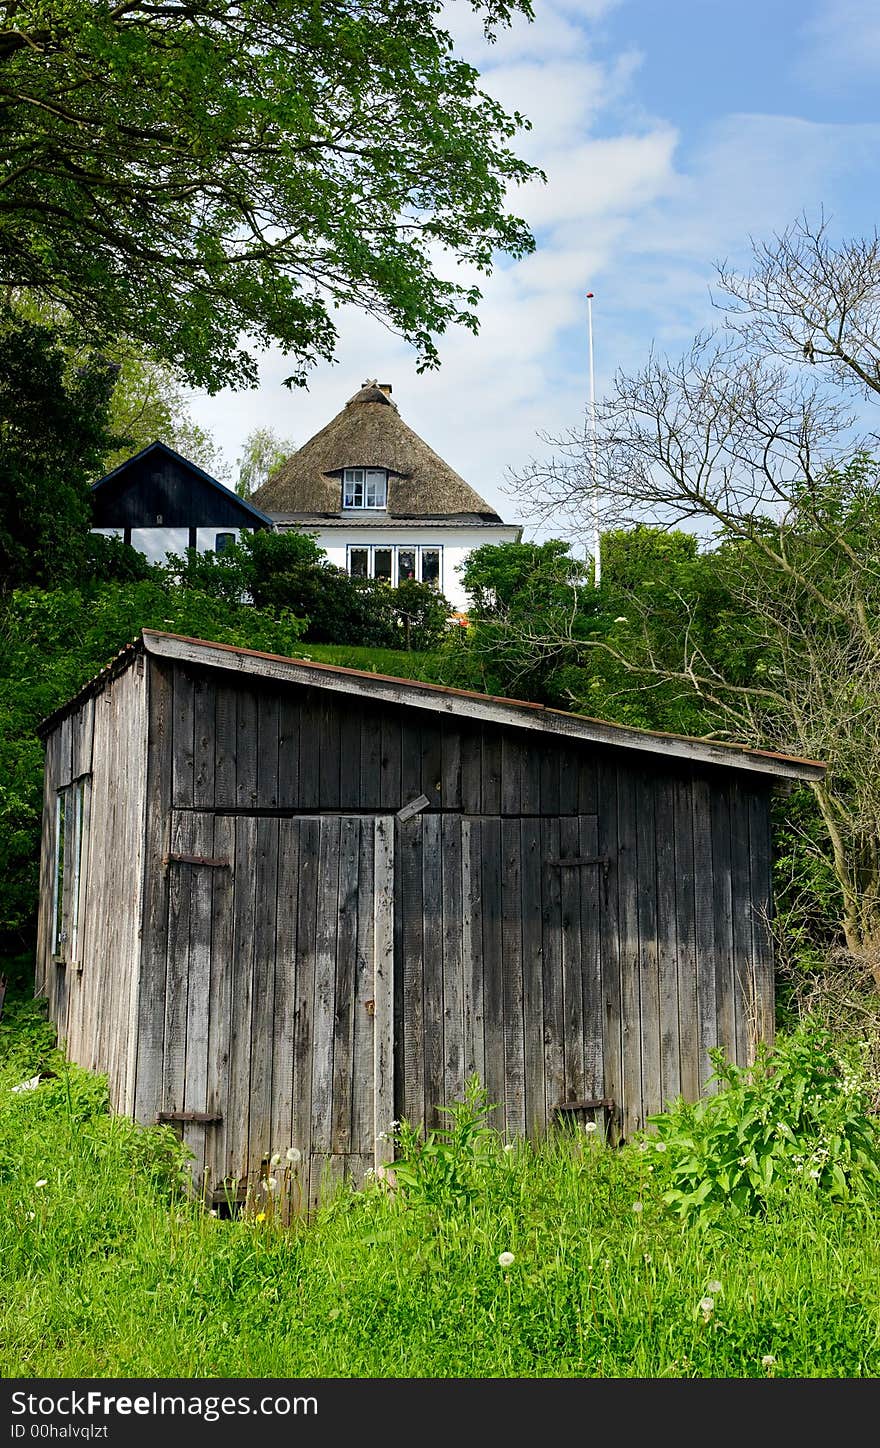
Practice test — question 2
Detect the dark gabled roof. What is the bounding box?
[92,440,274,527]
[251,380,504,521]
[37,630,827,785]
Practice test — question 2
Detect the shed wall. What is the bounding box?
[137,661,773,1150]
[36,663,148,1114]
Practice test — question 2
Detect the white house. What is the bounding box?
[251,379,522,611]
[91,440,273,563]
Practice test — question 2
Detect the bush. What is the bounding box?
[647,1023,880,1223]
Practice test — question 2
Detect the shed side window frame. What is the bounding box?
[52,775,91,968]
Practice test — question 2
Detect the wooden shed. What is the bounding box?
[36,630,824,1204]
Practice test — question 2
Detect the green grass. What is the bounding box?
[2,998,880,1379]
[286,642,445,684]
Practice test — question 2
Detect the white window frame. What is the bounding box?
[52,776,90,967]
[345,544,443,590]
[343,468,388,510]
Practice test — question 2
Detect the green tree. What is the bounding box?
[1,0,539,391]
[0,305,116,591]
[236,428,294,499]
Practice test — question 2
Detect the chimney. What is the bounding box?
[379,382,392,396]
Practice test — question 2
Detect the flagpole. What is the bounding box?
[586,290,601,586]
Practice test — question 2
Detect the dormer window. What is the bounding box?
[343,468,387,510]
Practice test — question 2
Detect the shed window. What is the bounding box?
[343,468,387,509]
[53,778,90,965]
[215,532,235,553]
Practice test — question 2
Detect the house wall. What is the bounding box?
[129,659,774,1175]
[92,525,246,565]
[36,663,149,1115]
[281,524,521,611]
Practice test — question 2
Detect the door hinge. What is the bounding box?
[162,853,230,873]
[157,1110,223,1124]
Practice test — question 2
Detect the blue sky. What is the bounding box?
[188,0,880,534]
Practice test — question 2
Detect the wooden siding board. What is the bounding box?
[400,717,423,806]
[292,818,320,1173]
[330,817,360,1154]
[398,815,425,1128]
[422,812,445,1128]
[579,814,603,1100]
[654,774,680,1112]
[635,774,661,1120]
[226,815,257,1181]
[162,812,194,1118]
[749,788,774,1050]
[234,689,259,809]
[618,767,643,1134]
[501,735,523,816]
[297,691,321,810]
[193,674,216,810]
[501,817,526,1137]
[277,691,301,810]
[134,660,174,1123]
[248,816,280,1172]
[674,777,700,1105]
[351,821,376,1157]
[520,815,546,1137]
[711,785,736,1066]
[213,683,238,809]
[480,818,506,1127]
[337,702,362,809]
[730,785,754,1065]
[311,818,341,1154]
[460,727,482,814]
[539,741,560,818]
[171,669,195,808]
[597,758,622,1124]
[379,712,402,811]
[318,695,341,808]
[360,706,382,810]
[257,691,280,809]
[420,722,443,812]
[461,818,485,1087]
[71,695,94,778]
[480,734,502,816]
[693,778,718,1093]
[540,817,565,1115]
[440,815,465,1106]
[373,817,395,1166]
[559,815,585,1106]
[182,811,214,1177]
[205,813,235,1187]
[440,723,462,811]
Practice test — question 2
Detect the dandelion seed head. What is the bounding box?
[286,1146,302,1165]
[34,1179,48,1189]
[584,1121,597,1134]
[699,1296,714,1318]
[654,1141,667,1152]
[761,1354,776,1368]
[707,1280,722,1294]
[498,1251,515,1268]
[266,1175,279,1192]
[632,1201,643,1213]
[270,1152,281,1168]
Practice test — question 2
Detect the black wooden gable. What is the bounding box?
[91,441,273,531]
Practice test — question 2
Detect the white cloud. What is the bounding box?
[797,0,880,87]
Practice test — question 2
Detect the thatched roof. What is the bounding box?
[251,380,504,521]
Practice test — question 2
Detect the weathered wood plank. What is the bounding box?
[461,818,485,1086]
[277,690,301,809]
[234,687,258,809]
[226,815,257,1182]
[292,817,320,1171]
[481,817,505,1126]
[248,816,280,1172]
[257,690,280,809]
[297,689,321,810]
[182,811,215,1180]
[352,820,376,1157]
[213,683,237,808]
[134,660,174,1123]
[597,757,622,1125]
[540,816,565,1114]
[460,727,482,814]
[398,814,425,1128]
[338,703,361,809]
[205,813,235,1187]
[559,815,585,1107]
[71,695,94,779]
[270,818,299,1164]
[400,716,423,806]
[192,673,215,810]
[331,816,360,1154]
[420,721,443,813]
[311,817,341,1154]
[749,786,775,1052]
[635,775,661,1120]
[422,811,445,1128]
[360,704,382,811]
[617,767,642,1135]
[172,669,195,808]
[693,777,718,1093]
[480,734,502,816]
[501,734,523,816]
[654,773,680,1111]
[539,739,560,817]
[373,816,395,1167]
[440,722,462,810]
[579,814,603,1100]
[520,815,545,1137]
[379,712,402,810]
[674,776,700,1105]
[501,816,526,1138]
[730,784,754,1065]
[163,812,195,1118]
[318,694,341,808]
[440,814,464,1106]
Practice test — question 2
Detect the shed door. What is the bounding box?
[161,811,393,1205]
[395,813,602,1143]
